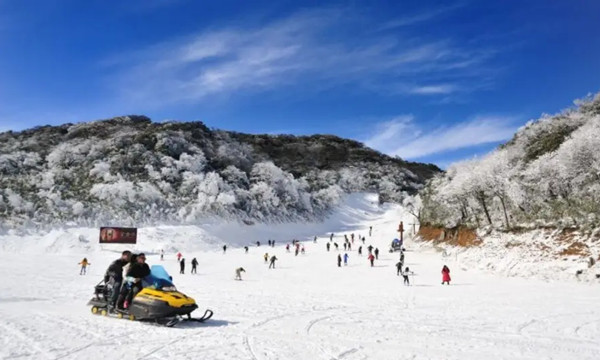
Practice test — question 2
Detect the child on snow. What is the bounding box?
[79,258,90,275]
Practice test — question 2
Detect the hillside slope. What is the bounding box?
[0,117,439,229]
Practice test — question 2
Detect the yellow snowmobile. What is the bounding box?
[88,265,213,327]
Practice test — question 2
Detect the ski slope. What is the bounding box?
[0,194,599,360]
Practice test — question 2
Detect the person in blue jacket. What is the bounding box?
[343,253,349,266]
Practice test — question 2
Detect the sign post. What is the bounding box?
[99,227,137,244]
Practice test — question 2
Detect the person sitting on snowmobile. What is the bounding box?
[104,250,132,311]
[118,253,151,310]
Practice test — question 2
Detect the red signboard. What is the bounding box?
[99,227,137,244]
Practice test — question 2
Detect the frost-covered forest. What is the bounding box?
[0,117,439,229]
[421,92,600,230]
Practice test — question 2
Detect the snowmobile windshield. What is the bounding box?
[142,265,176,291]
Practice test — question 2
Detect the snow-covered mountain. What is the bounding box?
[416,92,600,279]
[0,117,439,230]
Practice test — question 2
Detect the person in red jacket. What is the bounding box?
[368,253,375,267]
[441,265,451,285]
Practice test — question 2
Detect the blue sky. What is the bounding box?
[1,0,599,167]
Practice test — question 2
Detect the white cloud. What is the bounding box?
[377,2,466,30]
[363,115,519,160]
[106,7,494,106]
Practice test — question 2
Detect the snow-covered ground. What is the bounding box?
[1,193,599,360]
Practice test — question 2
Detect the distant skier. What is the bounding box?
[334,243,339,251]
[358,246,362,256]
[264,253,269,263]
[191,258,198,274]
[362,237,366,244]
[177,252,182,262]
[223,245,227,254]
[286,244,291,252]
[337,254,342,267]
[347,242,352,251]
[330,233,334,241]
[268,240,272,247]
[326,243,331,252]
[442,265,451,285]
[343,253,349,266]
[351,233,355,242]
[374,248,379,260]
[235,267,246,280]
[367,245,373,254]
[244,246,249,254]
[368,253,375,267]
[179,258,185,274]
[369,226,372,236]
[395,261,403,276]
[314,236,317,243]
[160,250,164,261]
[256,241,260,247]
[269,255,278,269]
[343,242,347,251]
[295,247,299,256]
[79,258,90,275]
[344,234,348,242]
[271,240,275,248]
[301,246,305,254]
[402,267,411,286]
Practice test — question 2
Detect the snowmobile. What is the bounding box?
[88,265,213,327]
[389,238,403,253]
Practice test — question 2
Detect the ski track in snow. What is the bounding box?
[0,194,599,359]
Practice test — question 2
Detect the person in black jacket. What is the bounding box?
[105,250,132,310]
[191,258,198,274]
[116,253,151,310]
[179,258,185,274]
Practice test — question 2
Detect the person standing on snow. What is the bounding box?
[264,253,269,263]
[334,243,339,251]
[79,258,90,275]
[177,252,182,262]
[330,233,334,241]
[256,241,261,247]
[395,261,403,276]
[337,254,342,267]
[160,250,164,261]
[314,236,317,243]
[235,267,246,280]
[301,246,305,254]
[223,245,227,254]
[358,246,363,256]
[343,253,349,266]
[368,253,375,267]
[374,248,380,260]
[402,267,411,286]
[326,242,331,252]
[272,240,275,248]
[343,242,347,251]
[369,226,373,236]
[191,258,198,274]
[367,245,373,254]
[295,246,300,256]
[180,258,185,274]
[362,236,366,244]
[269,255,278,269]
[244,246,249,254]
[441,265,451,285]
[286,244,291,252]
[348,242,352,251]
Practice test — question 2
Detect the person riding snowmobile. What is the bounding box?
[117,253,150,310]
[104,250,132,311]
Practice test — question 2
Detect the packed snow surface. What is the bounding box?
[0,194,598,359]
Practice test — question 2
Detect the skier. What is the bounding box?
[330,233,334,241]
[223,245,227,254]
[295,247,299,256]
[179,258,185,274]
[269,255,278,269]
[374,248,379,260]
[244,246,249,254]
[301,246,305,254]
[268,240,272,247]
[344,234,348,242]
[177,252,182,262]
[191,258,198,274]
[400,252,405,264]
[264,253,269,263]
[362,236,366,244]
[351,233,355,242]
[314,236,317,243]
[286,244,291,252]
[343,242,347,251]
[160,250,164,261]
[369,226,372,236]
[79,258,90,275]
[337,254,342,267]
[348,242,352,251]
[358,246,362,256]
[395,261,403,276]
[368,253,375,267]
[272,240,275,248]
[104,250,132,311]
[442,265,451,285]
[326,242,331,252]
[334,243,339,251]
[256,241,260,247]
[402,267,411,286]
[343,253,349,266]
[367,245,373,254]
[235,267,246,280]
